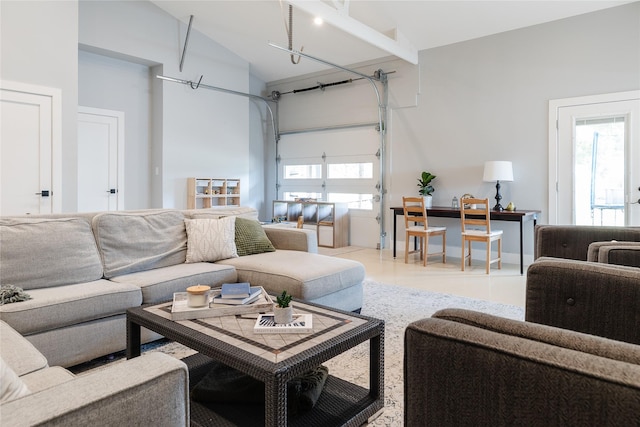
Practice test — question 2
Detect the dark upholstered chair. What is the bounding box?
[587,241,640,267]
[404,308,640,426]
[405,253,640,426]
[526,257,640,345]
[534,224,640,261]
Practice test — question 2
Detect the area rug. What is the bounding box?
[72,280,524,426]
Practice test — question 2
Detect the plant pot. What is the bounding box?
[273,305,293,324]
[423,195,433,209]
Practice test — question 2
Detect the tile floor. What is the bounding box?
[319,246,527,308]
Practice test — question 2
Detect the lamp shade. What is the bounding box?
[483,161,513,182]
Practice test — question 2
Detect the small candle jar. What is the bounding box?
[186,285,211,307]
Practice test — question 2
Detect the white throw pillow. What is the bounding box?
[184,217,238,263]
[1,356,30,403]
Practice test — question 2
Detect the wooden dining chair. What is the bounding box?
[460,197,503,274]
[402,196,446,266]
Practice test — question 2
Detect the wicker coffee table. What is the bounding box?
[126,298,384,427]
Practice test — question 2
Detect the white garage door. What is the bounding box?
[277,126,381,248]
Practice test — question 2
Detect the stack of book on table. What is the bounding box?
[212,282,261,305]
[170,284,273,320]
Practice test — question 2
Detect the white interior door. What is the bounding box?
[550,91,640,225]
[0,81,61,215]
[78,107,125,212]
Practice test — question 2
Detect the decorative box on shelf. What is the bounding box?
[170,286,273,320]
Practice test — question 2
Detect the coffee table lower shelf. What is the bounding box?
[185,353,382,427]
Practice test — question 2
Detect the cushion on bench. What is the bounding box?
[0,280,142,336]
[0,218,103,289]
[109,263,237,304]
[92,211,187,278]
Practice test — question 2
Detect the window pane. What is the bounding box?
[574,116,625,226]
[327,162,373,179]
[328,193,373,210]
[284,164,322,179]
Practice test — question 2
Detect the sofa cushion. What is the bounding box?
[109,262,237,304]
[184,217,238,263]
[93,210,187,278]
[1,357,30,403]
[217,250,364,301]
[0,320,47,377]
[0,280,142,336]
[234,218,276,256]
[0,218,103,289]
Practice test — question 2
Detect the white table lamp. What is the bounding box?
[483,161,513,211]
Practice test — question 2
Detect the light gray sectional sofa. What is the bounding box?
[0,207,365,368]
[0,319,189,426]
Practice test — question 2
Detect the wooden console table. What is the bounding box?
[390,206,540,275]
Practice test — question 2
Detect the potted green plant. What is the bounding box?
[417,171,436,208]
[274,290,293,324]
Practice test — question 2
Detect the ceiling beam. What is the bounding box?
[288,0,418,64]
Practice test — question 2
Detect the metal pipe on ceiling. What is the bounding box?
[155,73,280,176]
[269,42,380,82]
[179,15,194,72]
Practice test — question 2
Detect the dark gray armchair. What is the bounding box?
[534,224,640,261]
[404,308,640,426]
[526,257,640,345]
[405,247,640,426]
[587,240,640,267]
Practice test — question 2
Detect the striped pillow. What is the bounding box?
[184,217,238,263]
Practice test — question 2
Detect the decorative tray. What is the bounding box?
[170,286,273,320]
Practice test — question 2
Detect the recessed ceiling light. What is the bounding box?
[313,16,323,26]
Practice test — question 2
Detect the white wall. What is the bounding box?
[78,50,152,209]
[268,2,640,259]
[79,0,258,210]
[1,1,265,213]
[1,1,79,212]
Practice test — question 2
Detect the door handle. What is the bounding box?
[35,190,50,197]
[107,189,117,194]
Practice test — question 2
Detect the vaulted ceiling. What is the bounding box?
[151,1,633,83]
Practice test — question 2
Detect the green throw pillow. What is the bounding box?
[234,217,276,256]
